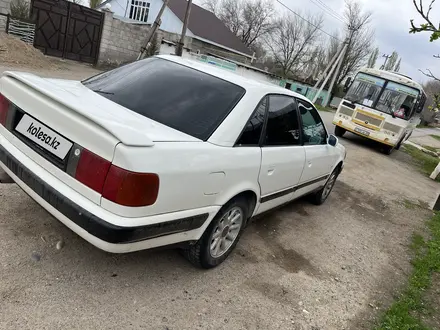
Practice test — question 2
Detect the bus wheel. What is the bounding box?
[382,145,394,155]
[395,138,405,150]
[335,126,346,137]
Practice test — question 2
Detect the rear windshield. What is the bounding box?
[82,58,246,140]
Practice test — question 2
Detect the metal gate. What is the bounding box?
[31,0,103,64]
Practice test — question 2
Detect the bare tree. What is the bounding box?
[266,13,323,78]
[336,0,374,85]
[327,32,341,63]
[203,0,274,48]
[300,33,340,82]
[410,0,440,110]
[420,80,440,124]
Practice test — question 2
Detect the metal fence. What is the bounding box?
[0,13,35,44]
[8,18,35,43]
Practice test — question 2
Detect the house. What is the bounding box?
[96,0,253,62]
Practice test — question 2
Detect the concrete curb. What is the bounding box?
[404,140,439,157]
[404,141,440,180]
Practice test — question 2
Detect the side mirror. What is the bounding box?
[328,134,338,147]
[416,93,426,114]
[343,77,352,93]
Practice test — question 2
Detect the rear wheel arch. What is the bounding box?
[215,189,258,222]
[233,190,258,219]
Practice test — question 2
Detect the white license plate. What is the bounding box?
[354,127,370,136]
[15,114,73,159]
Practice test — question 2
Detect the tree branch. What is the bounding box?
[419,68,440,82]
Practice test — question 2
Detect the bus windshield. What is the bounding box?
[345,73,385,107]
[345,72,421,120]
[375,82,419,119]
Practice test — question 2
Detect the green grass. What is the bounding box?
[376,213,440,330]
[403,199,421,210]
[417,124,431,128]
[402,144,440,182]
[430,135,440,142]
[315,104,335,112]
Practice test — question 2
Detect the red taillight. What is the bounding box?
[75,149,111,193]
[0,94,10,126]
[74,148,159,207]
[102,166,159,207]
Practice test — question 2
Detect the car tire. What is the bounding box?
[309,167,340,205]
[182,197,249,269]
[334,126,346,137]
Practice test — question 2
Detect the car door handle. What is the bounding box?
[268,168,275,176]
[307,161,312,168]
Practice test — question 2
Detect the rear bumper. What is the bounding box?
[0,141,218,253]
[0,166,13,183]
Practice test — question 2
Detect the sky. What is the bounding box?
[193,0,440,84]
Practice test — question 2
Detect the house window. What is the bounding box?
[129,0,150,22]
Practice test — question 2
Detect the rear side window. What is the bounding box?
[236,97,267,146]
[82,58,245,140]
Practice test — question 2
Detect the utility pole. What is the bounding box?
[312,25,356,107]
[137,0,170,60]
[313,45,342,89]
[312,43,348,105]
[176,0,192,56]
[380,54,391,70]
[323,40,348,107]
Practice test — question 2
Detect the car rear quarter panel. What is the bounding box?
[101,142,262,218]
[209,87,265,147]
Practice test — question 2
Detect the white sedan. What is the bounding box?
[0,55,345,268]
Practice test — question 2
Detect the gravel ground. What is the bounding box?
[0,64,439,329]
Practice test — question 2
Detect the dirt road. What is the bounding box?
[0,64,439,330]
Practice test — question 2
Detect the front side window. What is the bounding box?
[236,97,267,146]
[82,58,245,140]
[297,99,327,145]
[345,73,385,108]
[263,95,301,146]
[129,0,150,22]
[375,82,420,119]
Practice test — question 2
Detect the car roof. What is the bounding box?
[157,55,312,103]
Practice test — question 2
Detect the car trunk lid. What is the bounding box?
[0,72,198,204]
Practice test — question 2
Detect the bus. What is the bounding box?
[332,68,426,154]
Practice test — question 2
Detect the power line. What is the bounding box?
[306,0,346,23]
[274,0,343,42]
[314,0,346,22]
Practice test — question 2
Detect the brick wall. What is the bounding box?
[0,0,11,14]
[98,9,250,66]
[98,10,151,65]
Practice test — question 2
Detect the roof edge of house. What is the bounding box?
[191,36,253,59]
